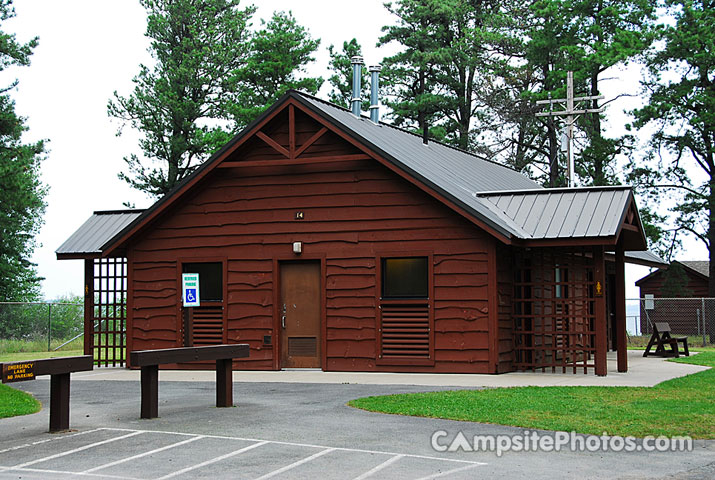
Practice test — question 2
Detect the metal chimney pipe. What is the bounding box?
[369,65,381,123]
[350,56,363,117]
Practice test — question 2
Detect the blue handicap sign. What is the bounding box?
[185,289,197,303]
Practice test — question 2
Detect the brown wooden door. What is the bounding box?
[280,262,321,368]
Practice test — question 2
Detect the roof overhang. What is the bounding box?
[56,210,144,260]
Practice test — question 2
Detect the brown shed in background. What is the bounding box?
[58,90,655,376]
[636,261,709,335]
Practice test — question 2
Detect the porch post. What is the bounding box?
[593,246,607,376]
[615,244,628,372]
[83,259,94,357]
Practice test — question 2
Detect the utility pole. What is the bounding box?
[536,71,604,187]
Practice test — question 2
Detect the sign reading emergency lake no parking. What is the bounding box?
[182,273,200,307]
[2,361,35,383]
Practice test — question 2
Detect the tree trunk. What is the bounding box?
[708,174,715,343]
[419,68,428,144]
[547,117,559,187]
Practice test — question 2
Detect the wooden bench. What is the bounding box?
[1,356,93,432]
[643,322,690,358]
[129,344,249,419]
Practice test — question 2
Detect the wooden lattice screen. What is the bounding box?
[513,248,596,374]
[91,257,127,367]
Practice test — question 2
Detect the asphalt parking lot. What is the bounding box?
[1,377,713,479]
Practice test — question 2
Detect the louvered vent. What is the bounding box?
[380,304,430,359]
[192,306,224,345]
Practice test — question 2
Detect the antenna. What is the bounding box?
[535,71,604,187]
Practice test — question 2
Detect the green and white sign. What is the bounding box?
[182,273,200,307]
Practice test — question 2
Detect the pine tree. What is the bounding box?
[326,39,370,110]
[109,2,321,199]
[0,0,47,301]
[629,0,715,297]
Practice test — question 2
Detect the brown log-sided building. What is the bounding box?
[57,90,663,376]
[636,261,709,298]
[635,261,710,335]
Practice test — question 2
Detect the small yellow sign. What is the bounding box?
[1,362,35,383]
[595,281,604,297]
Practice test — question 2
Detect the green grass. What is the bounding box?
[0,337,84,355]
[0,349,84,363]
[349,351,715,439]
[0,383,41,419]
[0,348,124,364]
[628,335,712,350]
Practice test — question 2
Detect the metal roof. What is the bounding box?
[477,186,633,240]
[679,261,709,278]
[296,93,541,239]
[622,250,667,267]
[56,210,144,258]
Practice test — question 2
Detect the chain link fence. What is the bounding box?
[627,298,714,347]
[0,302,84,354]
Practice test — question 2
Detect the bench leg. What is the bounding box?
[216,359,232,408]
[140,365,159,419]
[49,373,70,433]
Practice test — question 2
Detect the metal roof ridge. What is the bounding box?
[475,196,533,239]
[93,209,146,215]
[476,185,632,197]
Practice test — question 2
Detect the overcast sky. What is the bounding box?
[3,0,707,301]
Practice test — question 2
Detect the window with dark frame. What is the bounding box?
[381,257,429,299]
[182,262,223,302]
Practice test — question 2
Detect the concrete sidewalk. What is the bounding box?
[71,350,708,387]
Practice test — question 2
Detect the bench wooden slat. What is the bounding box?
[130,345,249,367]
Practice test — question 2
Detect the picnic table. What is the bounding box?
[643,322,689,358]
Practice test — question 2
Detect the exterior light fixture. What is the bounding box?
[293,242,302,255]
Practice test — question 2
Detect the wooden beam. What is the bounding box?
[289,105,296,159]
[487,243,501,373]
[140,365,159,419]
[216,358,232,407]
[50,373,71,432]
[217,153,371,169]
[131,345,248,419]
[616,244,628,372]
[593,246,608,376]
[83,259,93,357]
[256,131,290,158]
[295,127,328,157]
[0,356,93,432]
[130,344,249,367]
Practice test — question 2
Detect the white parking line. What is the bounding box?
[83,436,204,473]
[2,427,486,479]
[95,428,486,466]
[253,448,337,480]
[0,428,104,455]
[155,441,269,480]
[5,466,141,479]
[12,431,144,469]
[414,463,482,479]
[352,454,404,480]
